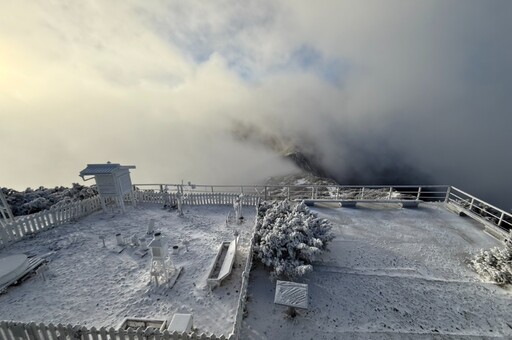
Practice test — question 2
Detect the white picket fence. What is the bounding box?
[0,196,104,249]
[0,321,232,340]
[132,191,260,207]
[0,191,260,250]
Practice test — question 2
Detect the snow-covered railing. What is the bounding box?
[446,186,512,233]
[0,196,103,249]
[133,184,450,203]
[130,190,260,206]
[0,321,231,340]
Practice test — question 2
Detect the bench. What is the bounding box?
[207,236,238,289]
[300,199,422,208]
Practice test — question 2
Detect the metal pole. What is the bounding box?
[444,186,451,203]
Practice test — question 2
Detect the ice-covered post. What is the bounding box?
[234,194,243,223]
[176,190,183,217]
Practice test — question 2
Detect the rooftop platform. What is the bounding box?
[242,202,512,339]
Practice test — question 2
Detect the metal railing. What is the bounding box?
[133,183,511,235]
[133,183,450,202]
[446,186,512,232]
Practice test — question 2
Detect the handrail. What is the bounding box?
[132,183,450,203]
[131,183,511,234]
[447,186,512,232]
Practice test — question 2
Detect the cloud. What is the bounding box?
[1,1,511,209]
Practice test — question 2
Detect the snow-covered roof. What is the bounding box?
[79,163,136,178]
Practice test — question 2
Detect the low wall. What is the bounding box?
[230,209,259,339]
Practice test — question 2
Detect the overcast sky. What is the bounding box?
[1,1,511,209]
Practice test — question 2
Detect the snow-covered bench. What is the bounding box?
[207,236,238,289]
[301,199,422,208]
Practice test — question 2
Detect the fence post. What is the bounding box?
[498,212,504,227]
[416,187,422,200]
[469,198,475,210]
[444,186,451,203]
[388,187,393,199]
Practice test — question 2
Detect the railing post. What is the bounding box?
[469,198,475,210]
[388,187,393,199]
[498,212,504,227]
[211,186,214,193]
[444,186,451,203]
[311,187,314,199]
[336,187,339,200]
[361,187,365,199]
[417,187,422,200]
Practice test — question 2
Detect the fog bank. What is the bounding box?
[1,1,511,209]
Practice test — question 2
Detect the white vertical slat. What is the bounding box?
[126,327,136,340]
[90,326,99,340]
[0,322,12,340]
[117,328,127,340]
[99,327,109,340]
[47,323,58,340]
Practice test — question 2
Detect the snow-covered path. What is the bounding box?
[242,203,512,339]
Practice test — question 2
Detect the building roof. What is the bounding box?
[79,163,136,178]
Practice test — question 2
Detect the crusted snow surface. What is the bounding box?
[0,204,255,336]
[242,203,512,339]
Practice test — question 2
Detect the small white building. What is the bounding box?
[79,162,136,212]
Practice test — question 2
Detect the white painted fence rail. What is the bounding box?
[0,196,104,249]
[131,191,260,207]
[0,321,232,340]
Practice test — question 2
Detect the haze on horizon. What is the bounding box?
[1,1,511,210]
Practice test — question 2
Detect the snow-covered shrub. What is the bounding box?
[253,200,334,280]
[1,184,98,216]
[470,239,512,285]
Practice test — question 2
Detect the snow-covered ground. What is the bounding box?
[242,202,512,339]
[0,204,256,336]
[2,200,512,338]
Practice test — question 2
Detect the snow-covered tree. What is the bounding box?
[253,200,334,280]
[470,238,512,285]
